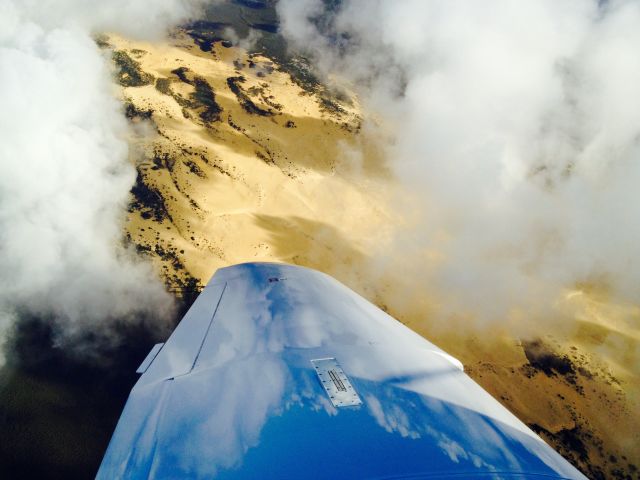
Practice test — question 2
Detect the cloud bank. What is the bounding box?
[0,0,205,363]
[278,0,640,328]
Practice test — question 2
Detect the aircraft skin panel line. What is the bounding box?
[136,343,164,374]
[97,262,587,480]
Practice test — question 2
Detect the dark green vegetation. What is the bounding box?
[155,77,172,96]
[184,0,348,102]
[226,76,274,116]
[530,424,593,474]
[522,340,635,480]
[171,66,192,84]
[163,67,223,123]
[94,34,111,50]
[129,170,171,222]
[192,78,224,122]
[529,423,636,480]
[184,20,229,52]
[523,339,579,382]
[124,102,153,120]
[112,50,154,87]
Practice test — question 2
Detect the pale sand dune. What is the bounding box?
[110,33,390,285]
[109,33,638,479]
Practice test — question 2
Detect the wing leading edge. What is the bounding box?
[97,262,587,479]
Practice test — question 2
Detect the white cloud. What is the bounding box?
[0,0,205,354]
[278,0,640,325]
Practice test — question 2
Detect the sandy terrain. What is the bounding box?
[108,33,390,285]
[107,33,639,479]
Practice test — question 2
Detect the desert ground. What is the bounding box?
[105,28,639,480]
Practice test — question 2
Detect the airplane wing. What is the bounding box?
[97,262,587,479]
